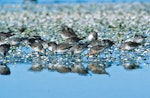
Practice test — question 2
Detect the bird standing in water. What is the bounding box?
[29,42,45,53]
[88,45,106,58]
[133,34,147,44]
[0,32,14,45]
[120,34,146,51]
[120,41,141,51]
[60,25,77,40]
[48,42,72,54]
[87,31,98,42]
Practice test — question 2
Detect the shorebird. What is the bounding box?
[88,45,106,57]
[66,36,83,44]
[41,40,49,49]
[48,42,72,54]
[23,36,43,45]
[47,41,57,51]
[60,25,77,40]
[88,39,114,48]
[0,63,11,75]
[7,37,26,46]
[0,32,14,39]
[102,39,114,47]
[18,25,27,33]
[69,43,88,62]
[28,41,45,54]
[120,41,141,50]
[87,31,114,48]
[87,31,98,42]
[30,36,43,40]
[133,34,147,44]
[29,64,43,72]
[0,32,14,45]
[71,64,88,75]
[70,43,88,55]
[88,64,109,75]
[87,39,102,48]
[120,34,147,51]
[0,44,11,57]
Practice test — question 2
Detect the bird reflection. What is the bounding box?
[47,64,71,73]
[29,63,44,72]
[122,62,141,70]
[88,63,109,75]
[0,44,11,58]
[0,63,11,75]
[70,64,89,75]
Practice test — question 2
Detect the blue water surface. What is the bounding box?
[0,0,150,4]
[0,63,150,98]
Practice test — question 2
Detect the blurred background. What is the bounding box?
[0,0,149,4]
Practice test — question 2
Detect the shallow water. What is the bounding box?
[0,2,150,98]
[1,63,150,98]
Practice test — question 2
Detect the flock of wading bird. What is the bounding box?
[0,25,148,75]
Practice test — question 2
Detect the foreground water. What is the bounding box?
[0,3,150,98]
[1,63,150,98]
